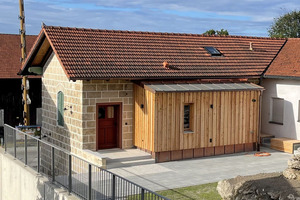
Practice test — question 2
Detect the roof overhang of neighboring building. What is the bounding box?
[264,38,300,79]
[0,34,38,79]
[263,75,300,80]
[144,82,264,93]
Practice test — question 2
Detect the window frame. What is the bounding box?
[183,103,194,133]
[57,91,64,127]
[298,100,300,122]
[269,97,284,125]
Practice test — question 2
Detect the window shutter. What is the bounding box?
[57,91,64,126]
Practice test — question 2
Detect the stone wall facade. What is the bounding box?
[82,80,134,150]
[42,53,102,166]
[42,52,83,153]
[42,52,134,155]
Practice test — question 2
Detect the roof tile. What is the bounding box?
[35,26,287,79]
[0,34,37,79]
[265,38,300,78]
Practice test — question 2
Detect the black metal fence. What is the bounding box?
[3,124,169,200]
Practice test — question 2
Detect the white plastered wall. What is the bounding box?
[261,78,300,139]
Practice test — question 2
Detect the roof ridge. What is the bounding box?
[43,25,286,40]
[0,33,37,36]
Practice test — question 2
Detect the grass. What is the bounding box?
[156,182,221,200]
[128,182,221,200]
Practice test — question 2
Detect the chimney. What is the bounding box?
[249,42,253,51]
[163,61,169,69]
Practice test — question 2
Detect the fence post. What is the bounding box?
[88,164,92,200]
[37,140,40,173]
[14,129,16,158]
[68,155,72,194]
[24,135,27,165]
[112,174,116,200]
[52,147,55,182]
[141,188,145,200]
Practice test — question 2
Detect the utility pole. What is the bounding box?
[19,0,30,125]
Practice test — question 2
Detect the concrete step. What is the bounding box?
[97,148,155,169]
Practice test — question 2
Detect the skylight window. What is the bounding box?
[204,47,222,56]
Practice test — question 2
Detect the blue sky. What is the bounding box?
[0,0,299,37]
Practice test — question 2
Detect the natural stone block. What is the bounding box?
[124,84,133,90]
[108,84,123,90]
[119,91,132,97]
[87,106,95,113]
[102,91,118,98]
[83,114,94,120]
[87,92,102,98]
[97,84,108,91]
[86,121,96,128]
[83,84,96,91]
[124,105,133,112]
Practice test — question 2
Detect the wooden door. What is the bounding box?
[97,105,118,149]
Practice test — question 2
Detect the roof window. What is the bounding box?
[204,47,222,56]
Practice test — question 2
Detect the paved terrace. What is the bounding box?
[99,147,292,191]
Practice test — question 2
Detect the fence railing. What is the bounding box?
[3,124,169,200]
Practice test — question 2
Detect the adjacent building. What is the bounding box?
[0,34,41,126]
[261,38,300,140]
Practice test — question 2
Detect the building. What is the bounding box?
[20,25,286,163]
[0,34,41,126]
[261,38,300,139]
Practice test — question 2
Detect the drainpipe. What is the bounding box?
[257,90,263,151]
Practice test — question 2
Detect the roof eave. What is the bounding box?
[263,75,300,80]
[19,30,46,76]
[69,75,261,81]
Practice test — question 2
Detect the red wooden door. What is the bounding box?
[97,105,118,149]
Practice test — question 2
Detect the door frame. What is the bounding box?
[96,102,122,150]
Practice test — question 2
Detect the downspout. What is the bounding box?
[257,90,263,151]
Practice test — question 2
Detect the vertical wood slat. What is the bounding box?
[134,84,261,153]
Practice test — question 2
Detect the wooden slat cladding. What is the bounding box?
[134,84,156,151]
[134,84,261,153]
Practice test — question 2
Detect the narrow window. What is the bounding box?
[184,105,190,129]
[184,104,194,132]
[57,91,64,126]
[298,100,300,122]
[270,97,284,125]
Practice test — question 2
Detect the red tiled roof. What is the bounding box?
[0,34,37,79]
[265,38,300,78]
[24,26,286,80]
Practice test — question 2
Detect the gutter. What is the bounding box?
[257,90,263,152]
[263,75,300,80]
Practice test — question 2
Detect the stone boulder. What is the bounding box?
[217,173,300,200]
[284,155,300,180]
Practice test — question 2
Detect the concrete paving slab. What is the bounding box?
[107,147,292,191]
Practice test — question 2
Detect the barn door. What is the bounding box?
[97,105,119,149]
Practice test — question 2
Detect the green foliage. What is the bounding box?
[203,29,216,35]
[157,182,221,200]
[128,182,221,200]
[268,10,300,38]
[203,29,229,36]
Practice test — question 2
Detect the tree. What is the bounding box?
[203,29,229,36]
[268,11,300,38]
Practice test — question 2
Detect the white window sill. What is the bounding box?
[184,130,194,134]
